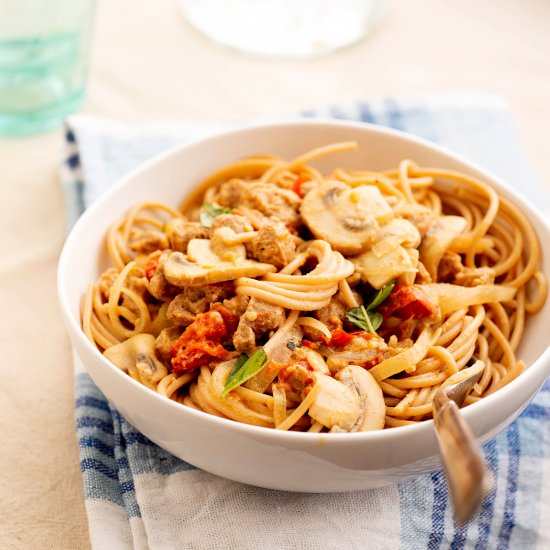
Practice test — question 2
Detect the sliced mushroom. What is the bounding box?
[300,181,394,254]
[164,251,276,287]
[209,228,248,263]
[104,334,167,390]
[371,218,421,257]
[308,373,362,431]
[420,216,468,280]
[393,202,435,237]
[334,365,385,432]
[351,244,417,289]
[188,233,247,266]
[185,239,220,266]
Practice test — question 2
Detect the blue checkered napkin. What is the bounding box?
[63,91,550,550]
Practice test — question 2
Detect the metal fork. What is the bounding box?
[433,359,488,524]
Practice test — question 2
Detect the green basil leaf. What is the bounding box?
[224,354,248,388]
[368,311,383,332]
[345,305,381,335]
[200,203,232,228]
[346,306,371,332]
[366,280,396,311]
[221,349,268,397]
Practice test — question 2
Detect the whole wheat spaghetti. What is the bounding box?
[81,142,547,433]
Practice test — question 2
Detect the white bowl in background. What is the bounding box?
[57,120,550,492]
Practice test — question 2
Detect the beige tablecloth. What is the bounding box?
[1,0,549,548]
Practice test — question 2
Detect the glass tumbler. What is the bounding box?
[0,0,95,136]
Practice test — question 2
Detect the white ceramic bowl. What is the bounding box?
[58,120,550,492]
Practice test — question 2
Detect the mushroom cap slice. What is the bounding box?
[335,365,385,432]
[104,333,168,389]
[308,373,362,431]
[371,218,421,257]
[351,244,417,289]
[209,228,247,263]
[187,238,226,266]
[163,251,276,287]
[187,237,246,266]
[300,181,393,255]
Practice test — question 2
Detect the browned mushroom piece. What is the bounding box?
[371,218,421,257]
[163,239,276,287]
[300,181,394,255]
[208,228,248,263]
[351,245,418,289]
[308,373,362,431]
[104,334,168,390]
[308,365,386,433]
[333,365,386,432]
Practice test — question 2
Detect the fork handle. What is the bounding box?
[433,397,486,524]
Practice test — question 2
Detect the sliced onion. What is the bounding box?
[272,384,287,427]
[369,327,432,381]
[419,216,467,279]
[317,344,381,363]
[276,382,322,431]
[420,283,516,315]
[270,326,303,365]
[295,316,332,340]
[325,350,376,362]
[246,311,300,393]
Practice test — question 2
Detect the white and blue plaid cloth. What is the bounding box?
[63,91,550,550]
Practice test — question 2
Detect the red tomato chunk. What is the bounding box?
[291,172,311,198]
[170,310,230,374]
[301,339,318,349]
[144,255,159,280]
[326,329,354,346]
[380,285,439,320]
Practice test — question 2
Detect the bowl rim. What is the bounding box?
[57,117,550,445]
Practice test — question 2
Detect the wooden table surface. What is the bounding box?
[1,0,549,547]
